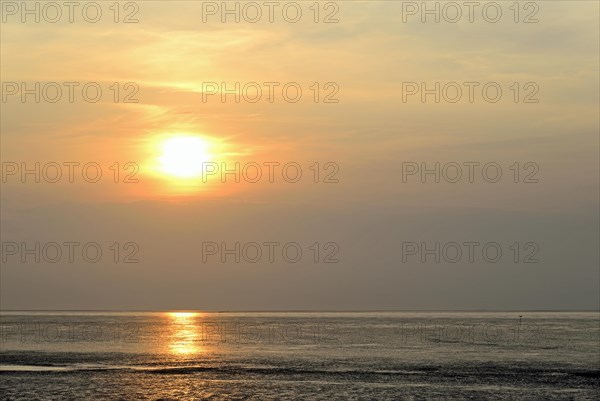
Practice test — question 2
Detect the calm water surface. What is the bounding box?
[1,311,598,400]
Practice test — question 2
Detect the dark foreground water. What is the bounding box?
[1,311,598,400]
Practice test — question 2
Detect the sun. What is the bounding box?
[158,136,211,178]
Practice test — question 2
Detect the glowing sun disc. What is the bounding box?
[158,136,210,178]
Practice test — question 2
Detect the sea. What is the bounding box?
[0,311,598,400]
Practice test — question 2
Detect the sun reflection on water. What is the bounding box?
[166,312,204,356]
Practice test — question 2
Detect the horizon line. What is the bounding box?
[1,309,599,313]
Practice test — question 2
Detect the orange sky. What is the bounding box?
[1,1,598,310]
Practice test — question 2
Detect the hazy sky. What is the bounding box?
[1,1,598,310]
